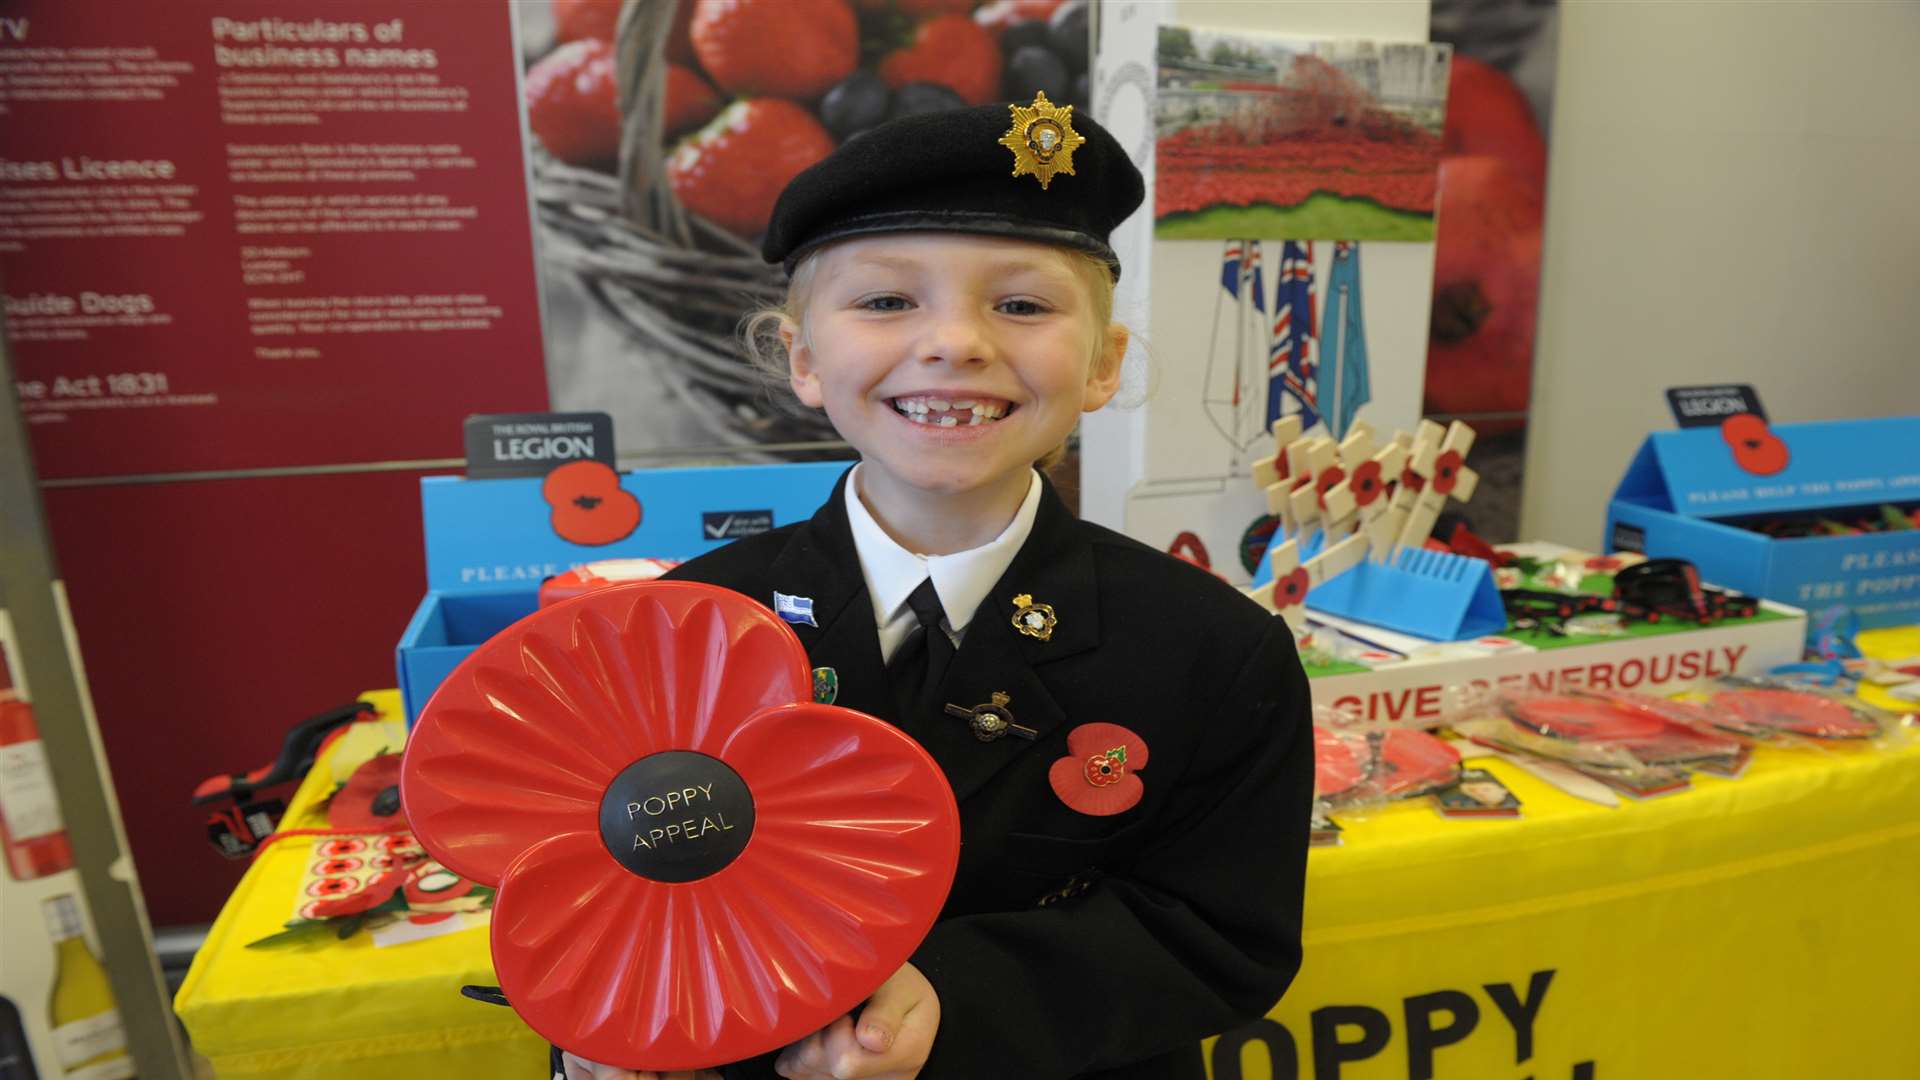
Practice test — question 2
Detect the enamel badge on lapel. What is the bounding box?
[1010,594,1057,641]
[811,667,838,705]
[1050,723,1149,816]
[944,692,1037,743]
[1000,91,1086,190]
[773,591,817,628]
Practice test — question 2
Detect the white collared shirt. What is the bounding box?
[844,464,1043,664]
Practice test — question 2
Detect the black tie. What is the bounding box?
[888,579,955,725]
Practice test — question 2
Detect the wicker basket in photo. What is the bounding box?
[528,0,845,452]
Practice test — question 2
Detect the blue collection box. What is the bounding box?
[1606,416,1920,630]
[395,461,848,723]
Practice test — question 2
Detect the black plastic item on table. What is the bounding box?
[1612,559,1760,625]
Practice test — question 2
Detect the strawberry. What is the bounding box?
[879,14,1003,107]
[524,38,622,167]
[668,99,836,238]
[552,0,622,45]
[666,0,698,66]
[692,0,858,101]
[663,64,720,137]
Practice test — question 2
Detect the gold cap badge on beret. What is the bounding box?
[999,91,1087,191]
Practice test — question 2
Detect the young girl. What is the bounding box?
[561,96,1313,1080]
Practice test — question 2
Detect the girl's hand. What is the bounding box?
[775,962,940,1079]
[557,1053,720,1080]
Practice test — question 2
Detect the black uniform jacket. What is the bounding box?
[632,469,1316,1080]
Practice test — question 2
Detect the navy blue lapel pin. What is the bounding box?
[944,692,1037,743]
[773,591,817,628]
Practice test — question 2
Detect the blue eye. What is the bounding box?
[999,298,1050,316]
[859,295,911,312]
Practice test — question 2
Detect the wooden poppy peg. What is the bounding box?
[1284,437,1340,538]
[1320,427,1407,542]
[1243,531,1370,630]
[1266,431,1317,519]
[1245,537,1310,628]
[1393,420,1479,551]
[1250,415,1304,490]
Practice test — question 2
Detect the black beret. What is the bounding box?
[762,93,1146,279]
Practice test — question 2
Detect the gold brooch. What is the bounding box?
[998,91,1086,190]
[1011,593,1058,641]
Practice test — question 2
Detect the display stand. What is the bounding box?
[1251,529,1505,642]
[1607,416,1920,629]
[395,462,844,722]
[1304,543,1506,641]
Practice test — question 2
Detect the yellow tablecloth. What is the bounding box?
[1208,627,1920,1080]
[178,680,1920,1080]
[174,691,547,1079]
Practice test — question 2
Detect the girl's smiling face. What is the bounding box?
[783,233,1125,516]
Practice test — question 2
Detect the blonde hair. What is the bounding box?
[740,244,1122,470]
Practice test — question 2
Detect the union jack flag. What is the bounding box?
[1220,240,1264,304]
[1221,241,1265,407]
[1268,240,1319,430]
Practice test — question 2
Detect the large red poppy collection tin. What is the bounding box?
[400,582,961,1071]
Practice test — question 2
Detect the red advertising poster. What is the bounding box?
[0,1,549,479]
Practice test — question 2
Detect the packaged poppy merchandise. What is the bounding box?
[400,581,962,1073]
[1441,688,1734,799]
[244,751,503,949]
[1312,704,1463,815]
[1696,675,1903,747]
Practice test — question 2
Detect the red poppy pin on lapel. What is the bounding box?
[1050,723,1148,816]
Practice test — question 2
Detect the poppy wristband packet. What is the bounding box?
[1311,704,1462,812]
[1695,675,1902,744]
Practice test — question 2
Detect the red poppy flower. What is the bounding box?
[1314,465,1347,511]
[308,876,358,898]
[329,753,405,832]
[1048,723,1148,816]
[1401,464,1426,493]
[1275,567,1311,610]
[401,582,960,1072]
[309,867,408,918]
[1431,450,1464,496]
[542,461,642,546]
[1349,460,1385,507]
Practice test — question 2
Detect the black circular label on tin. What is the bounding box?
[598,751,754,883]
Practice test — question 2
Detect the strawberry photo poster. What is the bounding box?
[519,0,1098,458]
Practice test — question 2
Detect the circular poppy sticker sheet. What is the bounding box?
[401,582,961,1071]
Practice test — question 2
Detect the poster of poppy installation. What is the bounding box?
[1152,27,1451,243]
